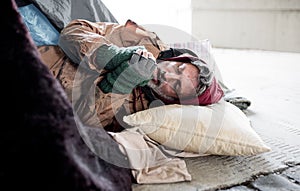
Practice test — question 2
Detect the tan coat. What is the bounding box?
[38,19,169,131]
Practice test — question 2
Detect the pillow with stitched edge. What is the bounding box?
[123,101,271,156]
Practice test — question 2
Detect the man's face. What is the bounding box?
[148,61,200,100]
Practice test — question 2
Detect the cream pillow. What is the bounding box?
[123,101,271,156]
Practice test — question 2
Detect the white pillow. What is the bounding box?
[123,101,270,156]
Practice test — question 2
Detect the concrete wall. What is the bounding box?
[191,0,300,53]
[102,0,192,36]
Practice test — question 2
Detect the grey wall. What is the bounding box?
[191,0,300,53]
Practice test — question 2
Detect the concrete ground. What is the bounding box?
[132,48,300,191]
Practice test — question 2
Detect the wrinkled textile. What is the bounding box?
[30,0,118,30]
[18,3,60,46]
[109,128,194,184]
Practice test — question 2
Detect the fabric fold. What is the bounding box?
[108,128,192,184]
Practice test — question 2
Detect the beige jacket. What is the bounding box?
[38,19,168,131]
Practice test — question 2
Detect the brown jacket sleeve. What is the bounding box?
[58,19,169,70]
[58,19,120,73]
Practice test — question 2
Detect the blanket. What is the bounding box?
[1,1,132,190]
[31,0,118,31]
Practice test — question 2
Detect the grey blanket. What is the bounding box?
[31,0,118,30]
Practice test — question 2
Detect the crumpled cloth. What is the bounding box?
[108,128,205,184]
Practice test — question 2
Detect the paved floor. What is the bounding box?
[132,48,300,191]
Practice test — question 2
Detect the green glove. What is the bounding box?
[99,52,157,94]
[95,44,144,70]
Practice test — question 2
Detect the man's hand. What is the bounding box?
[99,49,157,94]
[127,49,157,82]
[95,44,143,70]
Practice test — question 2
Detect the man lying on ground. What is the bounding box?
[39,18,250,132]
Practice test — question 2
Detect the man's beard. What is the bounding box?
[147,80,175,101]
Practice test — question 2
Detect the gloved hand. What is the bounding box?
[99,50,157,94]
[95,44,144,70]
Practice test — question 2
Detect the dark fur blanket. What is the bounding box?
[0,1,132,190]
